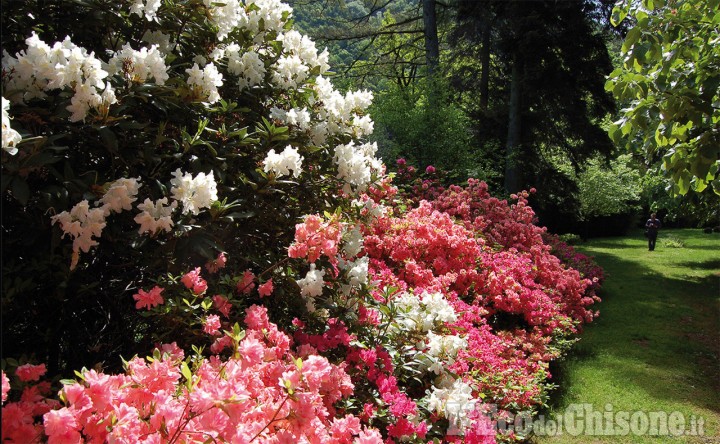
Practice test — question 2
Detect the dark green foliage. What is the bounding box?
[1,0,351,375]
[607,0,720,196]
[450,0,617,189]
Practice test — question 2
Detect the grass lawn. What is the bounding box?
[535,229,720,443]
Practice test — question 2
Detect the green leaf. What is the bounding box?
[611,4,628,26]
[23,151,60,168]
[676,172,691,195]
[10,177,30,206]
[99,127,118,152]
[622,28,641,54]
[1,173,12,194]
[180,362,192,381]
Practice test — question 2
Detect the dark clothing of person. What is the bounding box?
[645,217,662,251]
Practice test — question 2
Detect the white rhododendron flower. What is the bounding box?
[342,225,364,258]
[297,264,325,297]
[272,55,309,89]
[170,169,219,215]
[2,97,21,155]
[249,0,292,34]
[346,256,369,288]
[263,145,303,178]
[426,378,477,432]
[2,33,112,121]
[186,63,224,103]
[334,141,382,193]
[130,0,162,21]
[309,121,329,146]
[51,200,107,254]
[270,107,312,131]
[134,198,177,234]
[98,177,142,216]
[352,114,374,136]
[423,332,467,374]
[351,196,386,219]
[390,291,459,333]
[108,44,169,85]
[203,0,246,41]
[141,30,175,55]
[226,46,266,90]
[421,292,459,324]
[278,30,329,74]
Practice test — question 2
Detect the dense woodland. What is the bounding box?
[289,0,719,234]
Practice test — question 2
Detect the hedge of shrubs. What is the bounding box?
[1,1,603,442]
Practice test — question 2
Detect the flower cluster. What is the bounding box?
[107,43,169,85]
[50,201,107,268]
[2,33,114,121]
[169,169,219,215]
[288,214,343,264]
[52,170,217,268]
[263,145,304,178]
[359,178,602,418]
[543,233,605,291]
[134,197,177,235]
[1,307,383,443]
[1,97,21,154]
[334,141,383,194]
[186,62,224,103]
[390,291,459,333]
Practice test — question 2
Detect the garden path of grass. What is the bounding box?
[536,229,720,444]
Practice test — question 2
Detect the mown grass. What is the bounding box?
[535,229,720,443]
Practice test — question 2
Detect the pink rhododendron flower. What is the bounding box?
[1,371,9,403]
[210,335,233,354]
[19,316,372,442]
[355,427,383,443]
[425,165,436,174]
[181,267,208,295]
[258,279,273,297]
[2,401,43,442]
[237,270,255,294]
[155,342,185,362]
[203,315,221,336]
[205,252,227,274]
[15,364,46,382]
[212,294,232,318]
[244,304,271,331]
[288,214,342,264]
[133,286,164,310]
[44,408,80,439]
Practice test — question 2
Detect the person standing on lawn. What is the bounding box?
[645,212,662,251]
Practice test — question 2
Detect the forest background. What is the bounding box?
[289,0,719,235]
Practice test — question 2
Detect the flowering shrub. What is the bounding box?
[2,0,603,442]
[542,233,605,292]
[2,306,382,443]
[2,0,381,371]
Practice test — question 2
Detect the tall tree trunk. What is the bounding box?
[504,50,522,194]
[422,0,440,168]
[423,0,439,76]
[479,20,491,113]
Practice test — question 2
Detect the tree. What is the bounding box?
[450,0,618,195]
[577,154,642,221]
[607,0,720,196]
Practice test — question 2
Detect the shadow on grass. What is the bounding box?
[671,244,720,251]
[677,259,720,270]
[545,249,720,414]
